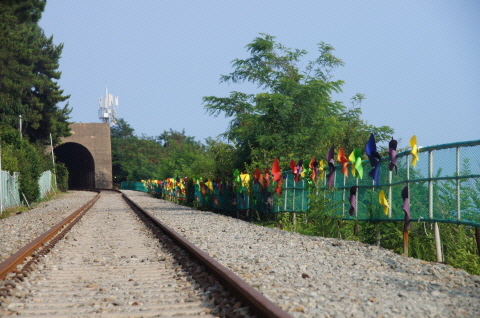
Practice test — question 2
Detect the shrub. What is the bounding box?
[55,162,68,192]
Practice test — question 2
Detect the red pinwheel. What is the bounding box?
[272,159,283,195]
[290,160,298,181]
[272,159,282,182]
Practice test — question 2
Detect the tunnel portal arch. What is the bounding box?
[54,142,95,189]
[52,123,112,189]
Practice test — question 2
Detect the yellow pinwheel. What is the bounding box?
[240,172,250,188]
[205,179,214,191]
[379,190,390,216]
[410,135,419,167]
[318,159,327,180]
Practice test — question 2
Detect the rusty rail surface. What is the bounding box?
[0,191,100,280]
[121,193,292,318]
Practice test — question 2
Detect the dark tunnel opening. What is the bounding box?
[54,142,95,189]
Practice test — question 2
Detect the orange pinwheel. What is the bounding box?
[309,157,319,181]
[337,146,349,178]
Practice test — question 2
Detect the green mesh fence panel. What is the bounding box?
[327,140,480,226]
[38,171,53,199]
[128,140,479,227]
[1,170,53,210]
[1,171,21,209]
[120,181,148,192]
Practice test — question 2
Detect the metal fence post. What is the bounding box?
[456,146,461,221]
[429,150,443,262]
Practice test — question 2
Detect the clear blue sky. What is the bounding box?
[39,0,479,148]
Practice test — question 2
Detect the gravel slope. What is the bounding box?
[0,191,97,263]
[122,190,480,318]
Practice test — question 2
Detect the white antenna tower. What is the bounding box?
[98,86,119,125]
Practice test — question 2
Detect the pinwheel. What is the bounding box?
[318,159,327,181]
[379,190,389,216]
[296,159,304,182]
[348,186,357,216]
[365,133,381,185]
[349,148,363,179]
[253,168,264,191]
[388,137,398,174]
[272,159,282,182]
[233,169,241,183]
[290,160,298,181]
[401,185,411,255]
[410,135,419,167]
[309,157,319,181]
[337,146,349,178]
[271,159,283,195]
[205,179,213,191]
[215,177,223,194]
[240,172,250,188]
[275,178,283,196]
[326,145,336,188]
[264,167,271,188]
[233,169,241,192]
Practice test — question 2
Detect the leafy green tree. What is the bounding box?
[111,119,164,182]
[0,0,71,145]
[111,120,215,182]
[156,129,214,179]
[204,34,393,170]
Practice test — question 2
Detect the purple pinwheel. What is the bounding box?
[401,185,410,232]
[401,185,411,255]
[349,186,357,216]
[388,137,398,174]
[365,133,381,185]
[326,145,336,188]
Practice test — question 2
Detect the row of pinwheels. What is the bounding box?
[143,134,420,218]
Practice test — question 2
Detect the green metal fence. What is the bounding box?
[120,181,148,192]
[327,140,480,226]
[0,171,21,210]
[0,170,54,210]
[124,140,480,227]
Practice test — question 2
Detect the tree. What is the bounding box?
[110,121,215,183]
[204,34,393,170]
[0,0,71,145]
[156,129,214,179]
[111,119,164,183]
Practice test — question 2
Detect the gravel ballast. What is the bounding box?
[0,191,97,264]
[122,190,480,318]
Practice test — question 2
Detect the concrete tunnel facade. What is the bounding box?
[53,123,112,189]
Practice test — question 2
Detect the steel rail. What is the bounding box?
[0,191,100,280]
[121,193,292,318]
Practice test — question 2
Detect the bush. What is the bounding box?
[17,140,42,203]
[55,162,68,192]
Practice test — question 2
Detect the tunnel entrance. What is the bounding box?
[54,142,95,189]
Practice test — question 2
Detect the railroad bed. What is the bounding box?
[1,190,480,318]
[122,190,480,318]
[0,191,231,317]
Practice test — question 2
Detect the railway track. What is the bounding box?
[0,191,290,318]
